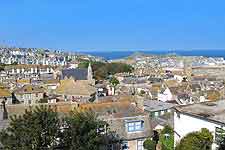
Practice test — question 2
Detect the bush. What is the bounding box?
[176,128,213,150]
[160,125,174,150]
[144,138,156,150]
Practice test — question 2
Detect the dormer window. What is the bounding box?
[126,120,144,132]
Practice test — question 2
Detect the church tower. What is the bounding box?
[87,63,93,81]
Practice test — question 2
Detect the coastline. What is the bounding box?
[80,50,225,60]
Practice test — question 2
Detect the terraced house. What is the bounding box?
[2,64,55,80]
[14,84,45,105]
[79,99,152,150]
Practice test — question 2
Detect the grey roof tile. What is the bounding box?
[62,68,88,80]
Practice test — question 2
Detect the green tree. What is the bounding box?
[38,97,48,103]
[0,107,121,150]
[11,62,18,65]
[143,138,156,150]
[176,128,213,150]
[109,76,119,87]
[78,61,90,68]
[109,76,119,94]
[140,90,146,96]
[78,61,133,80]
[216,127,225,150]
[0,106,60,150]
[59,110,120,150]
[160,125,174,150]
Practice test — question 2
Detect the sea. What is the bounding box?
[81,50,225,60]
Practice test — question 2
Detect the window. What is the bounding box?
[122,141,128,150]
[128,122,135,132]
[135,121,142,130]
[137,140,144,150]
[151,112,155,118]
[155,111,159,117]
[107,144,113,150]
[126,121,144,132]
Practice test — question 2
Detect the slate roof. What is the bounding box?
[191,83,202,92]
[144,100,175,112]
[121,77,147,84]
[61,68,88,80]
[79,101,151,140]
[175,100,225,125]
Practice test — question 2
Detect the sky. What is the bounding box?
[0,0,225,51]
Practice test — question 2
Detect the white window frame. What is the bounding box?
[127,121,144,132]
[137,139,144,150]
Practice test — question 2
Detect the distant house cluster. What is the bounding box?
[1,48,225,149]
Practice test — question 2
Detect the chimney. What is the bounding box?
[134,95,145,111]
[1,99,8,120]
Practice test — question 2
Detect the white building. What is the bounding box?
[174,100,225,150]
[158,87,173,102]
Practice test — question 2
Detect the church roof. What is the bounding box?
[56,78,96,96]
[61,68,88,80]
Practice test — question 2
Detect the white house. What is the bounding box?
[174,100,225,150]
[158,87,173,102]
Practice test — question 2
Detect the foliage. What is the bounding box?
[161,125,173,135]
[219,137,225,150]
[78,61,133,80]
[0,63,6,71]
[38,97,48,103]
[0,107,120,150]
[216,127,225,150]
[143,138,156,150]
[59,110,119,150]
[109,76,119,87]
[0,106,60,150]
[139,90,146,96]
[11,62,18,65]
[160,125,174,150]
[175,128,213,150]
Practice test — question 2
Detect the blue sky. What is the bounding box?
[0,0,225,51]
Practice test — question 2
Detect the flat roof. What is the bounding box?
[175,100,225,125]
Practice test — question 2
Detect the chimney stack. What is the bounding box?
[2,99,8,120]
